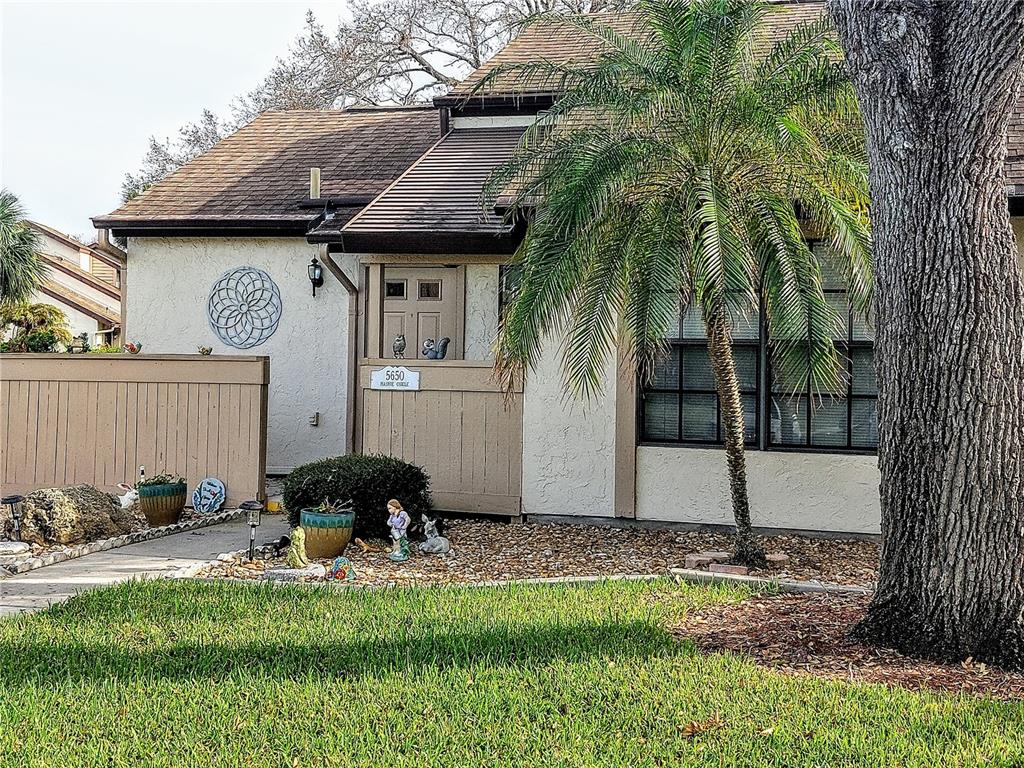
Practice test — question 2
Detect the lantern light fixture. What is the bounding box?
[241,500,264,561]
[2,495,25,542]
[308,257,324,297]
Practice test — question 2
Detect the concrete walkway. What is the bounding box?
[0,515,291,617]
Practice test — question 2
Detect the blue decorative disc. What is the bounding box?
[192,478,226,514]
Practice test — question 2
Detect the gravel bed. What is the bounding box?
[196,519,879,588]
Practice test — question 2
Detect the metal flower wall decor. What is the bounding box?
[207,267,283,349]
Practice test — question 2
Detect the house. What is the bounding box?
[93,2,1024,535]
[26,221,123,346]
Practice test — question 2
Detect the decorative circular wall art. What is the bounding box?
[207,266,283,349]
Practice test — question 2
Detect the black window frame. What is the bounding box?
[639,305,762,448]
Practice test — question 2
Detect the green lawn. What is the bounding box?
[0,579,1021,767]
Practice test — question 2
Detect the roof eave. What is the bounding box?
[91,216,316,239]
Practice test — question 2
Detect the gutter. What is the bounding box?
[318,243,359,454]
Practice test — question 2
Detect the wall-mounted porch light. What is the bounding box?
[2,495,25,541]
[308,257,324,297]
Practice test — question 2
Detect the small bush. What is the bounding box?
[282,454,432,540]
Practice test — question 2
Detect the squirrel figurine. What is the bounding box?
[421,337,450,360]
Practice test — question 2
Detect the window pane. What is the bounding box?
[825,293,850,340]
[742,393,758,442]
[852,312,875,341]
[681,307,705,339]
[851,398,878,448]
[418,280,442,299]
[851,347,876,395]
[734,347,758,391]
[811,397,848,447]
[681,347,715,390]
[730,306,759,340]
[651,347,680,389]
[385,280,406,299]
[771,394,807,445]
[681,394,718,441]
[643,393,679,441]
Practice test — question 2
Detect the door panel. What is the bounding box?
[382,266,463,359]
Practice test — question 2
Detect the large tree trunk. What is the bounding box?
[706,307,766,567]
[830,0,1024,667]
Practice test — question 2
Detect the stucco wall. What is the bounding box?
[126,237,350,473]
[636,447,880,534]
[464,264,499,360]
[521,344,617,518]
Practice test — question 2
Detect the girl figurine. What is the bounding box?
[386,499,411,562]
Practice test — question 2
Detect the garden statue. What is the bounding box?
[197,345,213,355]
[329,556,357,581]
[421,337,450,360]
[419,515,451,554]
[286,527,310,568]
[392,334,407,359]
[387,499,411,562]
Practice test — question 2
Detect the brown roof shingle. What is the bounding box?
[93,108,440,231]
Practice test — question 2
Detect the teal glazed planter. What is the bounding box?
[138,482,187,527]
[300,508,356,558]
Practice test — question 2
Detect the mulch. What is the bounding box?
[674,592,1024,700]
[201,518,880,588]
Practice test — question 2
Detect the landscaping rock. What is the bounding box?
[264,564,327,582]
[766,553,791,566]
[8,485,137,546]
[708,563,749,576]
[0,542,30,556]
[684,554,714,569]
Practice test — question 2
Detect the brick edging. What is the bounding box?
[0,509,243,580]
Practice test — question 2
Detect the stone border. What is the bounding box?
[668,567,872,595]
[0,509,243,579]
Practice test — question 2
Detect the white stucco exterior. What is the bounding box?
[636,446,880,535]
[521,344,617,518]
[464,264,499,360]
[126,237,351,473]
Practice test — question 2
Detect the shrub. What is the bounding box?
[282,454,432,540]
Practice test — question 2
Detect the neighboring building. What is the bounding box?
[26,221,123,346]
[93,2,1024,535]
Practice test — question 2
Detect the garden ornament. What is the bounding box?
[329,556,357,581]
[421,337,450,360]
[123,341,143,354]
[387,499,411,562]
[392,334,407,359]
[419,515,451,554]
[116,483,139,510]
[191,477,226,515]
[197,345,213,355]
[286,527,310,568]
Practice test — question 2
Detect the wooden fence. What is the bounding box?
[0,354,268,505]
[356,359,523,515]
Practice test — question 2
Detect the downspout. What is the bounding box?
[319,243,359,454]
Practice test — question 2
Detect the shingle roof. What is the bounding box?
[329,127,525,253]
[93,108,440,232]
[437,1,824,104]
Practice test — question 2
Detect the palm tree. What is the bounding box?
[0,189,48,305]
[0,302,73,352]
[480,0,871,565]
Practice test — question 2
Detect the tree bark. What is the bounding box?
[829,0,1024,667]
[706,306,766,567]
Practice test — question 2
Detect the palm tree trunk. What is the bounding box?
[705,306,766,567]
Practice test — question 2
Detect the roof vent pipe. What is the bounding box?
[310,167,321,199]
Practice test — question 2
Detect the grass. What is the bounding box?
[0,579,1021,767]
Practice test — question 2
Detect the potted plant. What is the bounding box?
[137,473,187,527]
[299,499,355,559]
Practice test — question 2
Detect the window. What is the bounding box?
[385,280,406,299]
[638,244,877,454]
[769,246,877,451]
[640,306,760,446]
[417,279,442,300]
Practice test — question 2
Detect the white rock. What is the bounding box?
[0,542,30,556]
[264,564,327,582]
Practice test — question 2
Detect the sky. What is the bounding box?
[2,0,344,239]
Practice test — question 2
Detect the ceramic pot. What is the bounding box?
[300,508,355,558]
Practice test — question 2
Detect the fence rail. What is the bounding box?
[0,354,268,505]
